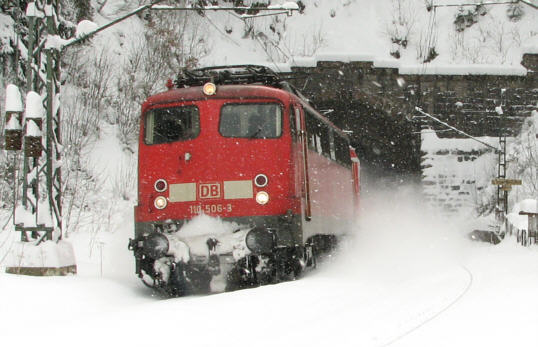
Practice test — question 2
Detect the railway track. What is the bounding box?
[381,265,474,347]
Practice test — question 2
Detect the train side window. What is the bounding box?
[319,125,330,156]
[329,129,336,160]
[290,105,297,139]
[144,106,200,145]
[334,135,351,167]
[305,111,317,151]
[305,110,332,157]
[294,107,302,134]
[220,103,282,139]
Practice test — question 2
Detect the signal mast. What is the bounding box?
[3,1,298,275]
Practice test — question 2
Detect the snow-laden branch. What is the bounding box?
[60,0,167,51]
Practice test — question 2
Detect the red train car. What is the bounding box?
[129,66,360,295]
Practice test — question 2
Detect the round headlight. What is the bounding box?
[254,174,268,188]
[255,191,269,205]
[154,179,168,192]
[154,196,168,210]
[245,227,274,254]
[143,232,169,259]
[202,82,217,96]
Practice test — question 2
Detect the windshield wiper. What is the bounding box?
[248,127,262,139]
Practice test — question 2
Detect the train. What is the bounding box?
[128,65,360,295]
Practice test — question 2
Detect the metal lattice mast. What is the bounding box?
[497,90,508,216]
[15,0,61,242]
[45,0,62,240]
[7,0,298,271]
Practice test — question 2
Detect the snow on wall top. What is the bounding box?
[398,64,528,76]
[421,128,499,153]
[264,54,529,76]
[522,35,538,54]
[270,53,376,71]
[5,84,23,112]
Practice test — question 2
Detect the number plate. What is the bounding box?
[188,204,233,214]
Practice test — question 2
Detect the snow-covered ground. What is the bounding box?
[1,184,538,347]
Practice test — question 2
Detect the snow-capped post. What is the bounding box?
[23,91,44,158]
[4,85,24,151]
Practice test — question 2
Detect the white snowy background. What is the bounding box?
[0,1,537,346]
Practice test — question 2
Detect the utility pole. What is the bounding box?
[496,91,508,218]
[4,0,69,275]
[19,1,61,243]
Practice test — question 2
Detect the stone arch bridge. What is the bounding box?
[278,54,538,183]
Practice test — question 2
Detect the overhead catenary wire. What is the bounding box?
[519,0,538,10]
[415,107,500,151]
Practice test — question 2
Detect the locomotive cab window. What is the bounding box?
[219,103,282,139]
[145,106,200,145]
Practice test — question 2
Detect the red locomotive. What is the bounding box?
[129,66,360,295]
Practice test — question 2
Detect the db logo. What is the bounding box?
[199,183,221,199]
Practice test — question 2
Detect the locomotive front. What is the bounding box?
[129,82,302,295]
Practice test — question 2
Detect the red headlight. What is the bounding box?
[154,179,168,192]
[254,174,268,188]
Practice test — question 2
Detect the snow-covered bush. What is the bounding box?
[386,0,418,60]
[506,3,524,22]
[60,0,94,23]
[62,47,110,159]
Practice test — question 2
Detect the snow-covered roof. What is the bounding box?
[514,199,538,214]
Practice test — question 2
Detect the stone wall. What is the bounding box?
[421,131,497,215]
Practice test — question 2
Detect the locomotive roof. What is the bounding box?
[144,83,293,106]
